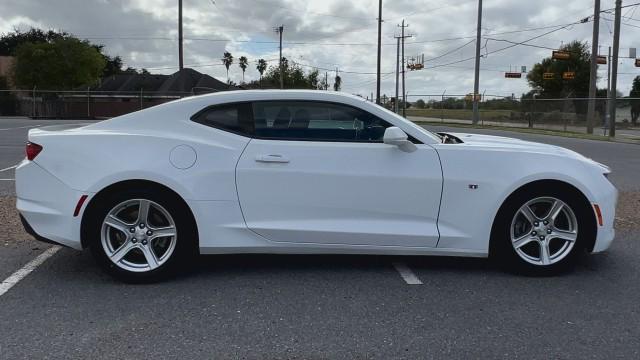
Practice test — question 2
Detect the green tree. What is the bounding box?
[256,58,267,86]
[630,76,640,126]
[13,37,106,90]
[238,56,248,83]
[222,51,233,82]
[415,99,426,108]
[0,28,68,56]
[526,41,591,114]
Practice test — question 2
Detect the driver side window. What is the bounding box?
[252,101,392,142]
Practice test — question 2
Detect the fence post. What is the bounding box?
[530,95,536,129]
[140,88,143,110]
[87,86,90,118]
[32,86,36,118]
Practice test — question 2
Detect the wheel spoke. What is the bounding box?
[110,241,136,263]
[512,234,534,249]
[141,246,159,269]
[104,215,131,234]
[137,199,151,225]
[552,229,577,243]
[539,242,551,265]
[150,225,176,240]
[519,205,539,225]
[547,200,564,224]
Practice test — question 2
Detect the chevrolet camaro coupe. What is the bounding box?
[16,90,617,282]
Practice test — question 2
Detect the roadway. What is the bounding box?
[0,117,638,359]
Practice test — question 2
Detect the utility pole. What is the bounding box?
[178,0,183,70]
[398,20,411,117]
[395,36,400,114]
[472,0,483,124]
[275,25,284,89]
[609,0,622,138]
[586,0,600,134]
[376,0,383,104]
[324,71,328,90]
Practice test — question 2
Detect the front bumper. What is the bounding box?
[591,177,618,253]
[15,160,88,250]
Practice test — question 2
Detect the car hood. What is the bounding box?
[445,132,604,166]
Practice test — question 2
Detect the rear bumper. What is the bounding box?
[19,214,69,247]
[15,160,88,250]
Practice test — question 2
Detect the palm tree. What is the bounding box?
[222,51,233,82]
[238,56,248,83]
[256,58,267,87]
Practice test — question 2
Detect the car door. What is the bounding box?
[236,100,443,248]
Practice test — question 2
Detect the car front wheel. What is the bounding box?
[492,186,594,275]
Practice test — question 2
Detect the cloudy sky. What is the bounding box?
[1,0,640,100]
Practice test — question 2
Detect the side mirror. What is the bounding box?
[383,127,417,153]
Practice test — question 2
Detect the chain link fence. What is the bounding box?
[0,88,216,119]
[1,89,639,138]
[404,94,640,136]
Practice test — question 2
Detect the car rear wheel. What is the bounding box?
[87,188,197,282]
[491,186,594,275]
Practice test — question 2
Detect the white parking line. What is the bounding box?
[0,179,15,181]
[392,262,423,285]
[0,164,18,173]
[0,246,61,297]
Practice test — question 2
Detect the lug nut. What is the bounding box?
[129,227,135,233]
[539,235,545,240]
[531,231,537,236]
[543,220,549,225]
[139,223,146,229]
[132,238,138,243]
[141,239,148,245]
[146,230,153,236]
[533,221,539,226]
[547,229,552,234]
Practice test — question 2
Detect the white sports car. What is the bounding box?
[16,90,617,282]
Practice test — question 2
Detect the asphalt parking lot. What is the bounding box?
[1,117,639,359]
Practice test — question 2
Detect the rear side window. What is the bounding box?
[191,103,252,136]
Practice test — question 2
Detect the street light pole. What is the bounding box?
[472,0,483,124]
[609,0,622,138]
[376,0,382,104]
[178,0,183,70]
[586,0,600,134]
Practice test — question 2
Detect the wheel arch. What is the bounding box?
[80,179,199,249]
[489,179,598,255]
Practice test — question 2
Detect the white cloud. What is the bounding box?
[1,0,639,98]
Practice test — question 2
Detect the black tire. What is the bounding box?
[490,183,595,276]
[85,187,198,283]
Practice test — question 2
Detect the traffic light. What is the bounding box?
[597,55,607,64]
[635,58,640,67]
[543,72,555,80]
[562,71,576,80]
[505,72,522,79]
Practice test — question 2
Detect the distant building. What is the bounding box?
[50,68,236,118]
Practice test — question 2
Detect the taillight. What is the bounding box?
[26,142,43,160]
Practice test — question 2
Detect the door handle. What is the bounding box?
[255,154,290,163]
